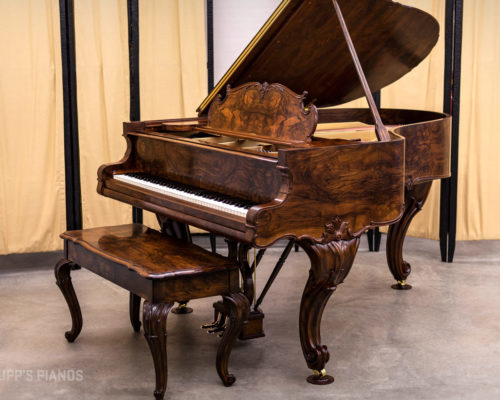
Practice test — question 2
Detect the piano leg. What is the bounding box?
[386,181,432,290]
[299,237,360,385]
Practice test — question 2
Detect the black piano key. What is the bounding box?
[124,172,256,210]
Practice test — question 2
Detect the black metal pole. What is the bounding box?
[207,0,214,93]
[447,0,463,262]
[255,239,295,309]
[127,0,143,224]
[59,0,82,231]
[440,0,462,262]
[206,0,217,252]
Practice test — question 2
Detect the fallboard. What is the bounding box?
[130,133,282,204]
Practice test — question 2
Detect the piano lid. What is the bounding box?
[197,0,439,114]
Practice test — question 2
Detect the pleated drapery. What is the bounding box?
[1,0,499,254]
[74,0,131,230]
[0,0,207,254]
[139,0,208,228]
[381,0,446,240]
[456,0,500,240]
[0,0,65,254]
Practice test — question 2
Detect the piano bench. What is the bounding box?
[54,223,249,400]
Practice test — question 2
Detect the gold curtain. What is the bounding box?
[2,0,499,255]
[75,0,207,231]
[0,0,207,254]
[139,0,207,228]
[457,0,500,240]
[140,0,208,120]
[381,0,500,240]
[74,0,131,229]
[381,0,446,240]
[0,0,65,255]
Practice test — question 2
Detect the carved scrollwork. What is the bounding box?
[321,216,354,243]
[207,82,318,143]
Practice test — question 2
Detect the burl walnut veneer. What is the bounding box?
[95,0,451,387]
[55,224,249,400]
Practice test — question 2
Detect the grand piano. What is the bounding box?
[97,0,450,384]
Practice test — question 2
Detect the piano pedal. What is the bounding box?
[201,322,218,330]
[207,325,225,335]
[201,319,221,330]
[201,309,223,330]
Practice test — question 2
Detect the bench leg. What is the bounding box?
[129,293,142,332]
[216,293,249,387]
[143,301,174,400]
[55,258,82,343]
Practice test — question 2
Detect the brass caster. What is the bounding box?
[391,280,412,290]
[306,369,334,385]
[172,302,193,314]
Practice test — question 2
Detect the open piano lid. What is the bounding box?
[197,0,439,114]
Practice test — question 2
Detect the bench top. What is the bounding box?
[61,224,238,280]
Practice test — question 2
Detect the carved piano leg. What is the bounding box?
[216,293,249,386]
[299,236,360,385]
[54,259,83,343]
[129,293,142,332]
[143,301,174,400]
[387,181,432,290]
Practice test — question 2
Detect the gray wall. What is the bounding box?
[213,0,281,83]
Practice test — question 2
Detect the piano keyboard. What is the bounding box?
[114,173,255,218]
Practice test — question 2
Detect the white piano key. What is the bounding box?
[113,174,249,218]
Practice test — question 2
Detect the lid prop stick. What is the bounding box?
[331,0,391,142]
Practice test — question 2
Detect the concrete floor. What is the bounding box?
[1,235,500,400]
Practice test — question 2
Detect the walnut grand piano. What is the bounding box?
[97,0,450,385]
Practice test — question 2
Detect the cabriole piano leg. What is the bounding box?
[143,301,174,400]
[386,182,432,290]
[55,258,82,343]
[299,237,360,385]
